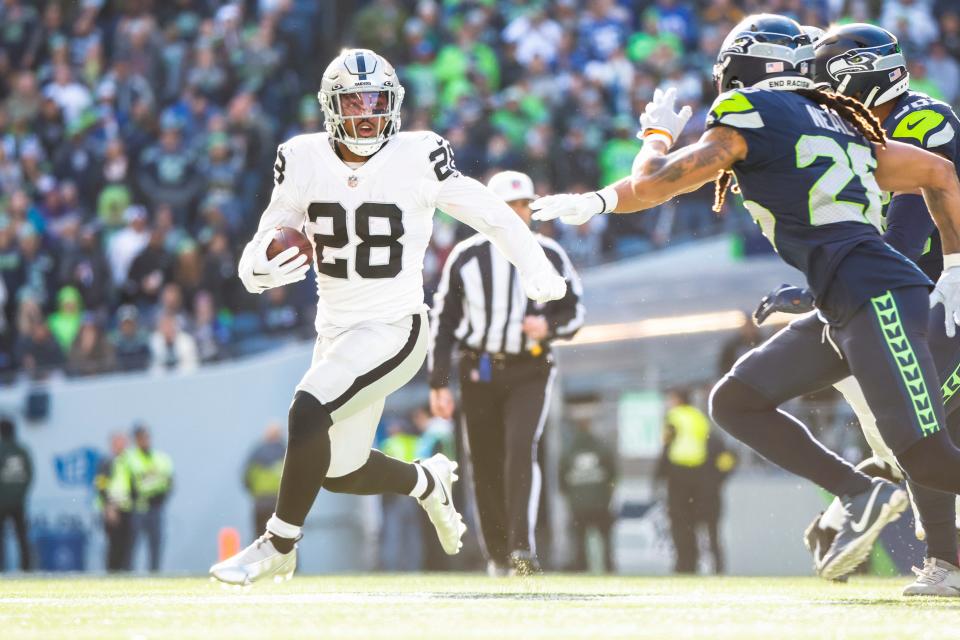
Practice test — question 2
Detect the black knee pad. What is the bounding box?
[708,376,773,427]
[287,391,333,446]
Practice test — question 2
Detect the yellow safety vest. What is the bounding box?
[666,405,710,468]
[125,447,173,511]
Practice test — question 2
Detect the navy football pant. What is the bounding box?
[712,287,960,498]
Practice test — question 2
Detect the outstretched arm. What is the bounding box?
[435,175,566,302]
[612,126,748,213]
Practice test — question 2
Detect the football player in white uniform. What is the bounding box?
[210,49,567,585]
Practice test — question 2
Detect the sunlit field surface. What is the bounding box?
[2,574,960,639]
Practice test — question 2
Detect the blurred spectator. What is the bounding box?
[243,422,285,537]
[58,223,112,316]
[111,305,151,373]
[16,318,63,380]
[95,432,133,572]
[48,285,82,354]
[149,312,198,373]
[656,389,733,575]
[107,206,150,288]
[125,229,172,308]
[67,317,115,377]
[379,418,423,572]
[560,419,617,573]
[0,416,32,571]
[127,424,173,572]
[192,290,228,363]
[412,405,454,460]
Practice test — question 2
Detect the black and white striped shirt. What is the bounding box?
[428,234,584,388]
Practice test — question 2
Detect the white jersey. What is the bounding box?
[245,130,556,334]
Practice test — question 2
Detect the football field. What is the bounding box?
[2,574,960,639]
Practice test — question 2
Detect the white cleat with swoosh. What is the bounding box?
[817,479,908,581]
[417,453,467,555]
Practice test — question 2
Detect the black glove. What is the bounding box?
[754,284,815,325]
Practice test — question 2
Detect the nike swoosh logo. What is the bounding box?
[438,480,450,506]
[904,120,922,131]
[850,484,883,533]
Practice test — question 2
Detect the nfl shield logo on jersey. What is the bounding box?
[347,175,359,188]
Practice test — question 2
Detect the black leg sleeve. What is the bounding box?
[323,450,418,495]
[275,391,334,527]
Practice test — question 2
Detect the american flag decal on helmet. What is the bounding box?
[765,61,784,73]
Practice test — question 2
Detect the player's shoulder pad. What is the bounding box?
[273,133,327,186]
[888,91,957,151]
[706,88,766,130]
[401,130,461,182]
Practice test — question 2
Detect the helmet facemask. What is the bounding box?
[318,49,405,157]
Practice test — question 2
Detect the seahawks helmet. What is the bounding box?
[814,24,908,108]
[714,14,815,92]
[318,49,405,156]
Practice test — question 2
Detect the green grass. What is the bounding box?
[2,574,960,639]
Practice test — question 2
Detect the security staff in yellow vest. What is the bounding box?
[244,423,285,538]
[126,424,173,572]
[656,389,734,575]
[95,432,134,571]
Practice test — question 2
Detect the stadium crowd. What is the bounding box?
[0,0,956,381]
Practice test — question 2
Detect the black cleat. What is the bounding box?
[817,479,908,582]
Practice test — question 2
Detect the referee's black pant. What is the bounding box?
[459,351,555,564]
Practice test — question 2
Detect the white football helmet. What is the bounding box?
[318,48,405,157]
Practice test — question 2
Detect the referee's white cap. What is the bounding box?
[487,171,536,202]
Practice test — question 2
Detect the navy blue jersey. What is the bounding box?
[706,88,930,324]
[881,90,960,281]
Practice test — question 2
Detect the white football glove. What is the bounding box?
[239,229,310,294]
[638,87,693,149]
[531,192,609,226]
[931,259,960,338]
[522,270,567,304]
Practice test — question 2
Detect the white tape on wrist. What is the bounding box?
[944,253,960,270]
[595,187,619,214]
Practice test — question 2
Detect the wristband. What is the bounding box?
[945,253,960,270]
[595,187,619,214]
[642,130,674,150]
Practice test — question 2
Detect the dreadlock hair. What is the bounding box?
[711,87,888,213]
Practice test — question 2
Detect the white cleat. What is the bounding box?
[209,533,298,586]
[418,453,467,555]
[903,558,960,597]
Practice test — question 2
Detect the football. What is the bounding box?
[267,226,313,263]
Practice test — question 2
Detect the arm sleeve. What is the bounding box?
[539,243,585,339]
[434,174,556,279]
[883,193,935,262]
[428,247,467,389]
[237,143,309,280]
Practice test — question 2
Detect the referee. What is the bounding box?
[428,170,584,575]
